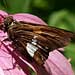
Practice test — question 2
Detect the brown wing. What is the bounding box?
[7,22,75,65]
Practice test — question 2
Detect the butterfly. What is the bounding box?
[0,16,75,65]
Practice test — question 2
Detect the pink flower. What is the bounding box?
[0,10,74,75]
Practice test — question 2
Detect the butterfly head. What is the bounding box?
[4,16,14,31]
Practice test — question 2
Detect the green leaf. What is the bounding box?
[2,0,31,13]
[64,43,75,70]
[48,10,75,31]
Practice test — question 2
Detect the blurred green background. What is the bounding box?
[0,0,75,74]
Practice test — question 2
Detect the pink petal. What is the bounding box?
[11,13,47,25]
[0,32,27,75]
[0,10,8,16]
[58,48,64,51]
[0,67,4,75]
[44,50,74,75]
[0,10,8,23]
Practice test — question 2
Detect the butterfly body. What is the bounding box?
[1,16,75,65]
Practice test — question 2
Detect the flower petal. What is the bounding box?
[0,67,4,75]
[44,50,74,75]
[0,31,29,75]
[12,13,47,25]
[0,10,8,23]
[0,10,8,16]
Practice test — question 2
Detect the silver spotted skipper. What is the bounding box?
[0,16,75,65]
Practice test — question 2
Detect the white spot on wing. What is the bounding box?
[11,22,14,26]
[32,39,37,45]
[34,36,38,39]
[26,43,38,57]
[32,36,38,45]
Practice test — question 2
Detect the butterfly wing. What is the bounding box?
[7,22,75,65]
